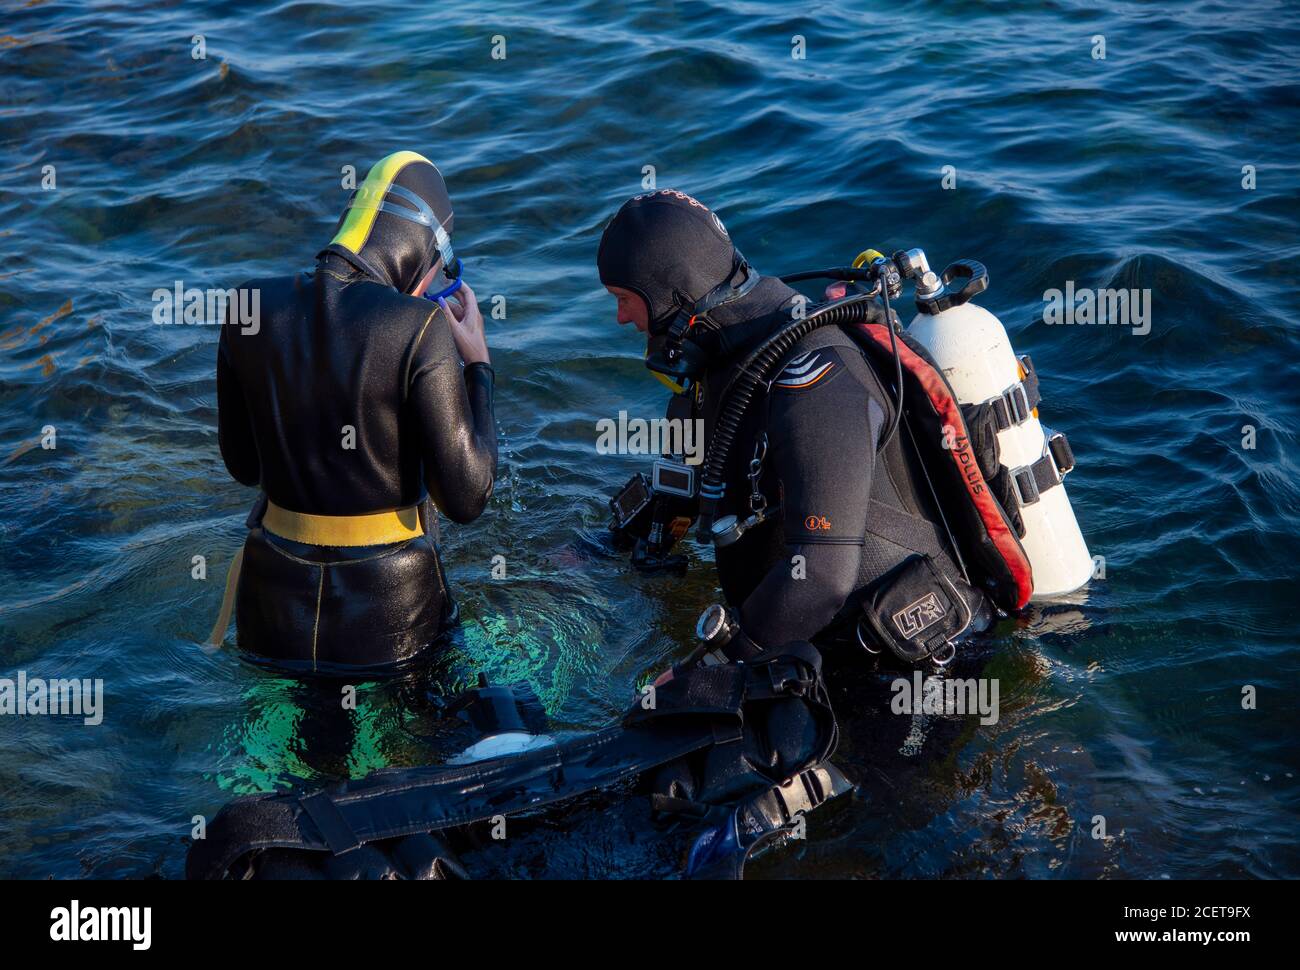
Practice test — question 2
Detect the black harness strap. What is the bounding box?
[980,354,1043,432]
[864,498,948,559]
[301,791,363,856]
[1011,432,1075,507]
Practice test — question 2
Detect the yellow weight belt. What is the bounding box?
[261,500,424,547]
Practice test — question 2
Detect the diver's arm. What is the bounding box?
[736,351,884,649]
[216,326,261,487]
[409,306,498,524]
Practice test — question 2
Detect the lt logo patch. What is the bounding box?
[892,592,947,638]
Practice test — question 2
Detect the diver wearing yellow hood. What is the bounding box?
[213,151,497,674]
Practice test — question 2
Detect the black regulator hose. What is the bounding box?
[778,266,877,285]
[878,282,905,453]
[696,292,880,540]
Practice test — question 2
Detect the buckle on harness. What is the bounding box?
[1011,465,1042,506]
[766,661,810,697]
[1005,382,1030,426]
[1047,431,1075,475]
[988,381,1032,430]
[1010,432,1074,507]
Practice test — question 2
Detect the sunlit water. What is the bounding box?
[1,0,1297,878]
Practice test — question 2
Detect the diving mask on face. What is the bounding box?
[421,223,463,302]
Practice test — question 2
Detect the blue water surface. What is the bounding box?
[0,0,1297,878]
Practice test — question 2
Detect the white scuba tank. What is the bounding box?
[904,263,1092,600]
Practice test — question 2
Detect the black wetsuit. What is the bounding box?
[597,189,990,656]
[690,279,991,651]
[217,257,496,673]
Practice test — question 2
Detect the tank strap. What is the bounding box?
[981,354,1043,431]
[1009,432,1075,507]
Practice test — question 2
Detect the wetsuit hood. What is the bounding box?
[598,190,800,389]
[597,189,740,333]
[321,151,454,294]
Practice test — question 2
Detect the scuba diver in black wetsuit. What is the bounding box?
[599,189,999,671]
[212,151,497,675]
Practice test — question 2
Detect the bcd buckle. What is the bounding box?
[1011,464,1042,506]
[1005,382,1030,426]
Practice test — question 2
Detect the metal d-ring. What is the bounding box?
[854,617,883,655]
[930,641,957,668]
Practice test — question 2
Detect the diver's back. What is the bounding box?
[226,269,435,515]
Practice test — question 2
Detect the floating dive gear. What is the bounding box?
[445,676,554,764]
[187,642,850,881]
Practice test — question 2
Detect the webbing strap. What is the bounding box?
[1010,433,1075,506]
[865,499,948,559]
[986,356,1042,431]
[262,500,423,547]
[300,792,363,856]
[203,546,244,650]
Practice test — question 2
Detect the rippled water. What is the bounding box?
[1,0,1297,879]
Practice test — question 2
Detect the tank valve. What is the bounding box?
[893,248,942,299]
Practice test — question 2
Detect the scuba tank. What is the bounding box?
[899,251,1092,599]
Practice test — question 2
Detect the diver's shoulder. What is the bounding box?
[770,325,878,398]
[379,290,457,360]
[234,270,310,294]
[337,282,445,329]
